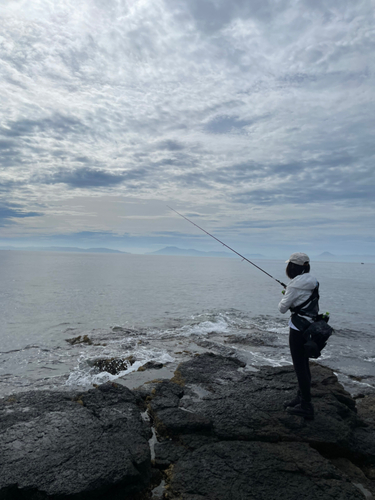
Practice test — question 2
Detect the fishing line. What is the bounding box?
[167,206,286,288]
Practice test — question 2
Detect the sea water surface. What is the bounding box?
[0,250,374,398]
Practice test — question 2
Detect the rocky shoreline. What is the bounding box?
[1,352,374,499]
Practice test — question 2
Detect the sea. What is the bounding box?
[0,250,374,399]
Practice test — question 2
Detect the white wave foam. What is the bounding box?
[159,314,233,338]
[266,326,289,334]
[65,350,175,390]
[66,360,144,389]
[246,351,292,367]
[183,318,230,336]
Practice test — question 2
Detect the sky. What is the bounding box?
[0,0,374,257]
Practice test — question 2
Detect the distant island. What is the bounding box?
[0,246,374,262]
[147,247,375,263]
[314,252,375,263]
[0,246,128,254]
[146,246,266,259]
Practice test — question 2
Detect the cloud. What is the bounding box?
[0,115,87,139]
[204,115,255,134]
[184,212,203,218]
[157,140,185,151]
[0,0,374,255]
[44,168,126,188]
[233,218,343,230]
[210,146,375,206]
[0,203,42,226]
[0,139,16,150]
[177,0,287,33]
[0,145,19,169]
[42,166,153,188]
[50,230,120,240]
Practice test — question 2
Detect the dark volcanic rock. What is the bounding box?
[353,395,375,482]
[167,441,365,500]
[154,440,190,468]
[357,395,375,426]
[138,361,164,371]
[174,355,361,451]
[148,353,375,499]
[154,435,219,468]
[153,407,213,438]
[66,334,93,345]
[173,351,246,386]
[1,352,374,500]
[91,356,136,375]
[0,383,152,499]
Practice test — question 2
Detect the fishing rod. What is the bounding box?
[168,206,286,288]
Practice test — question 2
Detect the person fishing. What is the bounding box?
[278,252,319,420]
[168,208,330,420]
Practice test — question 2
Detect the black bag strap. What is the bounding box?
[290,283,319,315]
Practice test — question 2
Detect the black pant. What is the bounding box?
[289,328,311,402]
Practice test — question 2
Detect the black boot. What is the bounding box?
[283,391,301,409]
[287,400,314,420]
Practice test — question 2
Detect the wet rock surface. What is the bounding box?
[147,353,375,499]
[90,356,136,374]
[138,361,164,372]
[173,356,359,447]
[66,334,93,345]
[0,383,151,500]
[1,353,374,499]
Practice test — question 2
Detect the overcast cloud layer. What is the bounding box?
[1,0,374,256]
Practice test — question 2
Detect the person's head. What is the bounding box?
[285,252,310,279]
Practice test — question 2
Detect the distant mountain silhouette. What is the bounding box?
[0,246,128,254]
[147,246,231,257]
[147,246,267,259]
[315,252,336,259]
[314,252,375,263]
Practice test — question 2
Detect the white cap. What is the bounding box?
[286,252,310,266]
